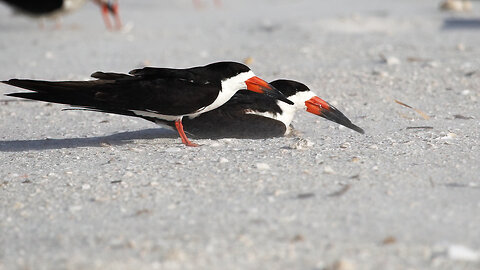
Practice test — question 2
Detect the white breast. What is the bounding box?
[245,90,317,134]
[188,70,255,118]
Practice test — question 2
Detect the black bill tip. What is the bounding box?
[321,106,365,134]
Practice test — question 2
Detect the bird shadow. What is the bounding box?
[0,128,177,152]
[442,18,480,30]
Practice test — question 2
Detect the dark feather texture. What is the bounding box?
[2,0,64,15]
[2,62,256,116]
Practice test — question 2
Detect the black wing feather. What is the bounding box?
[3,68,220,116]
[159,110,286,139]
[2,0,63,14]
[128,66,214,85]
[220,90,283,115]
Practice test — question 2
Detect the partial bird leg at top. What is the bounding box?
[193,0,222,9]
[109,0,122,29]
[98,0,122,30]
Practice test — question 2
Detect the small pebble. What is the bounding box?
[425,61,440,68]
[368,144,379,150]
[440,133,457,140]
[440,0,472,12]
[289,138,314,150]
[44,51,54,59]
[340,142,351,149]
[164,147,181,153]
[210,142,222,148]
[219,157,229,163]
[382,236,397,245]
[384,56,400,65]
[330,259,355,270]
[447,245,480,262]
[69,205,83,212]
[243,57,254,65]
[323,166,335,174]
[124,171,134,178]
[372,69,389,77]
[256,163,270,170]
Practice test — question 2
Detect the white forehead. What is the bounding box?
[286,90,317,108]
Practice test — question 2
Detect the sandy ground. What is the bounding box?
[1,0,480,269]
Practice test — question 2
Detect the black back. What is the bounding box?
[2,0,63,15]
[4,62,253,116]
[129,61,251,88]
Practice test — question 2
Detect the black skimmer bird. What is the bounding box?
[1,0,122,30]
[3,61,293,146]
[167,79,364,138]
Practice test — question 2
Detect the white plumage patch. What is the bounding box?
[246,90,317,134]
[189,70,255,118]
[131,110,181,121]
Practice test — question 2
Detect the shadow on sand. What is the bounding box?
[0,128,177,152]
[443,18,480,30]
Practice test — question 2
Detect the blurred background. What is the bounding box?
[1,0,479,80]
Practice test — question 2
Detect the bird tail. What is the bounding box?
[4,78,108,107]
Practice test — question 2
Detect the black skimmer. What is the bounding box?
[3,61,293,146]
[167,79,364,138]
[1,0,122,30]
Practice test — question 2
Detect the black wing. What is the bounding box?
[172,90,286,138]
[2,0,63,14]
[181,109,287,139]
[218,90,283,115]
[3,67,220,116]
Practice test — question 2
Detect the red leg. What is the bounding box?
[112,3,122,30]
[101,5,113,30]
[193,0,203,9]
[175,119,198,147]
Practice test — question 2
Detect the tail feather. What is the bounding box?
[6,92,93,107]
[6,92,139,119]
[3,79,105,93]
[4,79,116,109]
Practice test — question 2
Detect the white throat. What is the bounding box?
[246,90,316,134]
[188,70,255,118]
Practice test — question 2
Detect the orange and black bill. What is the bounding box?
[245,76,294,105]
[305,96,364,134]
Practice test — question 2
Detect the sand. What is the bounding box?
[1,0,479,269]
